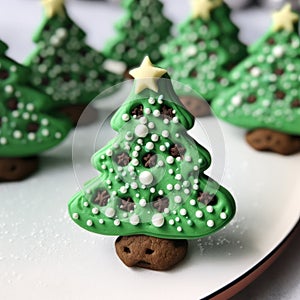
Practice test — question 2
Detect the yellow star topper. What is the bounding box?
[191,0,222,21]
[272,3,299,32]
[129,56,167,94]
[42,0,65,18]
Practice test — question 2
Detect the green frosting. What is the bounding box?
[212,22,300,135]
[103,0,172,69]
[0,39,71,157]
[69,73,235,240]
[25,5,121,108]
[160,2,247,102]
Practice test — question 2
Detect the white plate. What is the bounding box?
[1,102,299,300]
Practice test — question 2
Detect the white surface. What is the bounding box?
[0,1,300,299]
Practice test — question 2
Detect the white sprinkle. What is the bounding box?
[190,199,196,206]
[174,196,182,204]
[148,122,155,129]
[131,182,138,189]
[99,219,104,224]
[273,45,284,58]
[167,184,173,191]
[144,108,151,114]
[231,95,242,106]
[120,186,127,194]
[196,210,203,218]
[139,199,147,207]
[146,142,154,150]
[180,209,187,216]
[184,189,190,195]
[86,220,93,227]
[160,145,166,152]
[92,208,99,215]
[173,117,179,123]
[174,184,181,191]
[166,156,174,164]
[55,132,62,139]
[193,184,199,190]
[157,160,164,167]
[132,151,139,158]
[13,130,22,139]
[150,187,156,193]
[105,207,115,218]
[139,116,147,124]
[175,174,182,180]
[28,133,36,141]
[162,130,169,138]
[139,171,154,185]
[83,202,89,207]
[206,206,214,213]
[152,213,165,227]
[135,124,148,137]
[207,220,215,227]
[122,114,130,121]
[169,219,175,225]
[26,103,35,111]
[153,110,160,117]
[114,219,121,226]
[130,214,140,226]
[151,134,159,142]
[168,169,174,175]
[177,226,183,232]
[148,97,155,105]
[72,213,79,219]
[220,212,227,220]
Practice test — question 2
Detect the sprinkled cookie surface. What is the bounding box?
[212,4,300,135]
[25,0,121,108]
[69,57,235,239]
[160,0,247,102]
[0,39,71,157]
[103,0,172,69]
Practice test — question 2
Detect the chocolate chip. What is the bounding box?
[62,73,71,82]
[116,152,131,167]
[161,104,175,120]
[142,153,157,168]
[169,144,186,159]
[275,90,285,100]
[120,197,135,212]
[197,192,217,206]
[153,196,169,212]
[80,74,87,82]
[41,77,50,86]
[131,105,144,119]
[98,73,106,82]
[274,68,284,76]
[291,99,300,108]
[6,98,18,110]
[27,122,39,133]
[93,189,110,206]
[0,69,9,80]
[247,95,257,104]
[267,38,275,45]
[190,70,198,78]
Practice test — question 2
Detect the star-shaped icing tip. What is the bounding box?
[129,56,167,94]
[190,0,222,21]
[272,3,299,32]
[41,0,65,18]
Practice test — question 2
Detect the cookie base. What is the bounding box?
[115,235,188,271]
[59,104,98,126]
[0,156,39,182]
[246,129,300,155]
[179,95,211,117]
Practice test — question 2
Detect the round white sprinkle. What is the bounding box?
[28,133,36,141]
[180,208,187,216]
[152,213,165,227]
[169,219,175,225]
[220,212,227,220]
[196,210,203,218]
[135,145,141,151]
[139,171,154,185]
[72,213,79,219]
[185,156,192,162]
[120,186,127,194]
[207,220,215,227]
[151,134,159,142]
[273,45,284,58]
[148,97,155,104]
[206,206,214,213]
[190,199,196,206]
[99,219,104,224]
[122,114,130,121]
[86,220,93,227]
[55,132,62,139]
[153,110,160,117]
[139,117,147,124]
[135,124,148,137]
[130,214,140,226]
[132,151,139,158]
[114,219,121,226]
[92,208,99,215]
[83,202,89,207]
[174,184,181,191]
[139,199,147,207]
[105,207,115,218]
[148,122,155,129]
[157,160,164,167]
[168,169,174,175]
[174,196,182,204]
[131,182,138,189]
[146,142,154,150]
[160,145,166,152]
[144,108,151,114]
[167,184,173,191]
[132,158,139,166]
[173,117,179,123]
[231,95,242,106]
[175,174,182,180]
[13,130,22,139]
[162,130,169,138]
[150,187,156,193]
[177,226,183,232]
[166,156,174,164]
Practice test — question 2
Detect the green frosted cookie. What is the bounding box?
[69,57,235,240]
[212,4,300,136]
[25,0,121,109]
[0,39,71,158]
[103,0,172,70]
[160,0,247,102]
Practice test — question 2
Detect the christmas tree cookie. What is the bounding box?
[25,0,121,125]
[160,0,247,117]
[68,57,236,271]
[212,4,300,155]
[0,39,71,181]
[103,0,172,76]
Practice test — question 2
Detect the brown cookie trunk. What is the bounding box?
[246,129,300,155]
[0,156,39,182]
[115,235,188,271]
[179,95,211,117]
[58,104,98,126]
[123,69,134,80]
